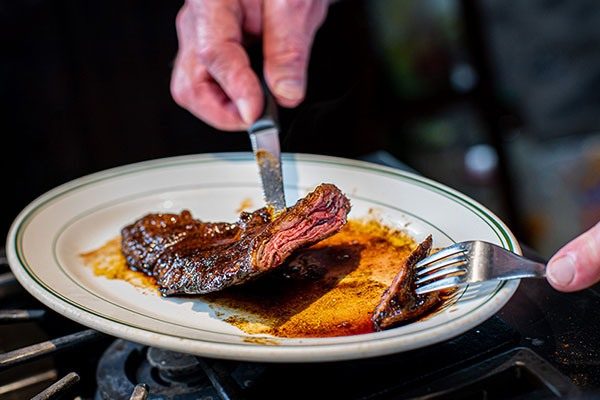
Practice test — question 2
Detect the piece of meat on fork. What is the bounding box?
[371,235,442,330]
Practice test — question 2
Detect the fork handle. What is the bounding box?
[494,253,546,281]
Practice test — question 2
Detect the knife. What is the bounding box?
[247,82,286,212]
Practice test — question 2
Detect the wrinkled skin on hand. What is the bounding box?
[170,0,329,130]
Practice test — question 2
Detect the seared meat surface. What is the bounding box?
[121,209,245,276]
[371,235,441,330]
[121,183,351,295]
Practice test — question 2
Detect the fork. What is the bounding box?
[414,241,547,295]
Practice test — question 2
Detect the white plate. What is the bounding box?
[7,153,520,362]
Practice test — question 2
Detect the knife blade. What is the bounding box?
[248,115,286,212]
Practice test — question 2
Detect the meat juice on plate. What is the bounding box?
[82,219,431,338]
[82,183,444,338]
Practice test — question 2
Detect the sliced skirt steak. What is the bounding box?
[121,183,351,295]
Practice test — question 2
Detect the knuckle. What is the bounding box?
[198,43,249,90]
[196,44,218,65]
[170,84,186,106]
[283,0,327,24]
[286,0,312,14]
[170,72,189,106]
[175,7,185,31]
[175,4,191,36]
[270,36,308,67]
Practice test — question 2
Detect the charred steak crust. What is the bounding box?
[121,183,351,295]
[371,235,441,331]
[120,210,247,276]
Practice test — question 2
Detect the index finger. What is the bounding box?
[191,1,263,125]
[171,4,248,130]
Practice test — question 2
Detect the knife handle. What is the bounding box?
[248,81,277,134]
[248,44,279,125]
[259,77,278,123]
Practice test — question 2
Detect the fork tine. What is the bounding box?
[416,254,468,277]
[415,244,465,269]
[415,264,468,285]
[415,276,463,295]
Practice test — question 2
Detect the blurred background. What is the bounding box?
[2,0,599,258]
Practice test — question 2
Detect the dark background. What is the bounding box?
[2,0,600,257]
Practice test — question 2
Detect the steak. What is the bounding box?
[371,235,442,330]
[121,183,351,295]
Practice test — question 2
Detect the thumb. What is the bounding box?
[546,221,600,292]
[263,0,328,107]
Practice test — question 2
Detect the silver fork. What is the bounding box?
[414,241,546,295]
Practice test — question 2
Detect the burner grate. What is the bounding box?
[398,347,579,399]
[96,340,219,400]
[31,372,80,400]
[0,309,46,323]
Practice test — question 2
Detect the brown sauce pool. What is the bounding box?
[81,219,421,338]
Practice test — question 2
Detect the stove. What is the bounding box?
[3,244,600,400]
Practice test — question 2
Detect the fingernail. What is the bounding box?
[273,79,303,101]
[547,254,576,287]
[236,98,253,125]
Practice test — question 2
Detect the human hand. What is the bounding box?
[546,222,600,292]
[170,0,329,131]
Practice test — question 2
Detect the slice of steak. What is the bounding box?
[122,183,351,295]
[371,235,442,331]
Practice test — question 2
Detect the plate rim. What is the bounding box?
[6,152,521,362]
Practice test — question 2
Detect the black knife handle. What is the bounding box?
[248,43,278,124]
